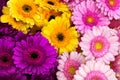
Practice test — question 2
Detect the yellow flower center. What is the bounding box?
[22,4,32,13]
[87,16,94,23]
[68,67,76,75]
[95,42,103,50]
[109,0,116,6]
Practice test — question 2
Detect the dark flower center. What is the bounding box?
[30,52,39,59]
[57,33,64,41]
[2,56,8,63]
[48,15,55,21]
[47,1,54,5]
[22,5,32,13]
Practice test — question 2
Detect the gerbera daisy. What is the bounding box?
[31,72,57,80]
[35,9,63,27]
[15,31,27,42]
[80,26,119,64]
[1,6,32,34]
[35,0,69,12]
[42,17,79,54]
[57,52,84,80]
[0,38,16,75]
[109,19,120,29]
[110,54,120,79]
[0,71,28,80]
[7,0,42,25]
[13,33,58,75]
[74,60,117,80]
[72,0,110,33]
[43,10,63,22]
[29,25,42,35]
[31,55,58,80]
[0,0,6,16]
[96,0,120,20]
[0,22,18,38]
[11,72,28,80]
[62,0,81,9]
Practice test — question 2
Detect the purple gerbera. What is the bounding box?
[0,23,18,38]
[15,31,27,42]
[71,0,110,33]
[0,0,6,16]
[0,71,28,80]
[13,33,58,75]
[0,38,16,75]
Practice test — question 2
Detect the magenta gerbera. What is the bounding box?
[74,60,117,80]
[80,26,119,64]
[13,33,58,75]
[110,54,120,79]
[96,0,120,20]
[0,38,16,75]
[57,52,84,80]
[71,0,110,33]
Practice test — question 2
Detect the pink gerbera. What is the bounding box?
[96,0,120,20]
[80,26,119,64]
[74,60,117,80]
[57,52,84,80]
[71,0,110,33]
[62,0,82,10]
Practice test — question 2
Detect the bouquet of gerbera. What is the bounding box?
[0,0,120,80]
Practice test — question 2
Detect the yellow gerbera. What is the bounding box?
[35,0,69,12]
[36,8,71,27]
[0,6,32,33]
[42,17,79,54]
[7,0,42,25]
[41,9,63,21]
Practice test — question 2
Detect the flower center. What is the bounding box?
[94,41,103,50]
[87,16,94,23]
[83,12,98,27]
[68,67,76,75]
[30,52,39,59]
[90,36,110,58]
[106,0,119,10]
[24,48,46,65]
[47,1,54,5]
[85,71,107,80]
[0,53,12,67]
[48,15,55,21]
[64,59,80,79]
[109,0,116,6]
[22,4,32,13]
[57,33,64,41]
[91,77,100,80]
[2,56,8,63]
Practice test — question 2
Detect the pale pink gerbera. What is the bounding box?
[110,54,120,79]
[96,0,120,20]
[57,52,84,80]
[71,0,110,33]
[80,26,119,64]
[74,60,117,80]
